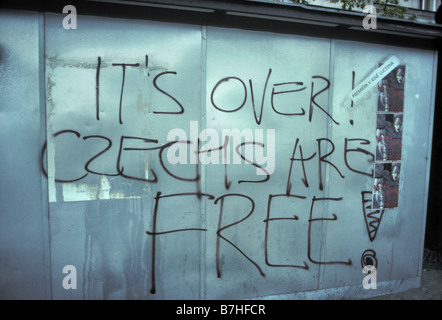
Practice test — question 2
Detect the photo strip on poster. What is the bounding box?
[375,113,403,162]
[377,65,405,113]
[373,162,401,209]
[372,64,405,210]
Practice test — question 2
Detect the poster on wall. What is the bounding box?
[373,162,401,209]
[375,113,403,162]
[377,65,405,113]
[373,64,405,209]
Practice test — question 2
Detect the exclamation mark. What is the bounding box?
[96,56,101,121]
[350,71,355,126]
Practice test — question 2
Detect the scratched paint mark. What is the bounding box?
[61,177,147,202]
[62,183,99,201]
